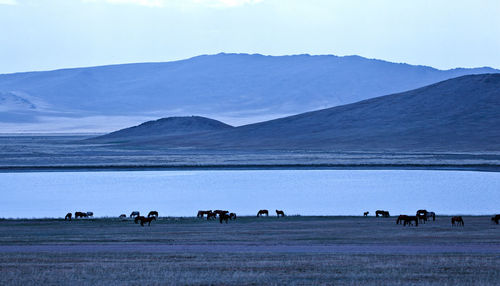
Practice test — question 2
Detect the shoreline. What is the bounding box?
[0,163,499,173]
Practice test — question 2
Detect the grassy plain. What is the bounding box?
[0,216,499,285]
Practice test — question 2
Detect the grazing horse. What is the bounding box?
[427,212,436,221]
[119,214,127,219]
[257,210,269,217]
[491,214,500,224]
[451,216,464,226]
[135,216,156,226]
[402,216,419,227]
[65,213,72,221]
[219,213,230,224]
[214,210,229,216]
[375,210,390,217]
[86,212,94,217]
[74,212,88,219]
[207,211,217,220]
[416,210,428,224]
[229,213,237,220]
[363,211,369,217]
[197,210,212,218]
[276,210,285,217]
[396,215,408,225]
[130,211,140,218]
[148,211,158,218]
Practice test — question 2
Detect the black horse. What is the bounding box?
[363,211,369,217]
[451,216,464,226]
[491,214,500,224]
[65,213,72,221]
[74,212,88,219]
[375,210,390,217]
[135,216,156,226]
[257,210,269,217]
[276,210,285,217]
[402,216,419,227]
[219,213,230,224]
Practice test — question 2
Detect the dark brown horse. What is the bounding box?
[229,213,237,220]
[396,215,408,225]
[148,211,158,218]
[402,216,419,227]
[219,213,230,224]
[135,216,156,226]
[257,209,269,217]
[451,216,464,226]
[363,211,369,217]
[197,210,212,218]
[491,214,500,224]
[375,210,390,217]
[65,213,72,221]
[276,210,285,217]
[74,212,88,219]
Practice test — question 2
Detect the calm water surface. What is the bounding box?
[1,170,499,218]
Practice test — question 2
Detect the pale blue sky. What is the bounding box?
[1,0,499,74]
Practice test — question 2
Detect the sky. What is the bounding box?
[0,0,499,74]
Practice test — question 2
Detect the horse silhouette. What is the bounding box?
[135,216,156,226]
[257,210,269,217]
[197,210,212,218]
[375,210,390,217]
[86,212,94,217]
[74,212,88,219]
[491,214,500,224]
[402,216,419,227]
[130,211,140,218]
[451,216,464,226]
[363,211,369,217]
[276,210,285,217]
[119,214,127,219]
[427,212,436,221]
[396,215,408,224]
[206,211,217,220]
[148,211,158,218]
[219,213,230,224]
[229,213,237,220]
[64,213,72,221]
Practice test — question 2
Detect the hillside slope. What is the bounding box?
[0,53,497,132]
[96,74,500,152]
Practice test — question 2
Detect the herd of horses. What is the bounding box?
[63,209,500,228]
[373,209,499,227]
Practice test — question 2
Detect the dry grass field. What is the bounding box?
[0,216,499,285]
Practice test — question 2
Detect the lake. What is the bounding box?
[1,169,499,218]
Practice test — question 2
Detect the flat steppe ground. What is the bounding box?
[0,216,499,285]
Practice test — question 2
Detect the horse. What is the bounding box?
[207,211,217,220]
[119,214,127,219]
[86,212,94,217]
[402,216,419,227]
[276,210,285,217]
[135,216,156,226]
[416,210,428,223]
[219,213,230,224]
[214,210,229,216]
[363,211,369,217]
[74,212,88,219]
[130,211,140,218]
[197,210,212,218]
[257,209,269,217]
[375,210,390,217]
[451,216,464,226]
[148,211,158,218]
[65,213,72,221]
[427,211,436,221]
[491,214,500,224]
[229,213,237,220]
[396,215,408,225]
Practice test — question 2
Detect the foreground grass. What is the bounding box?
[1,252,499,285]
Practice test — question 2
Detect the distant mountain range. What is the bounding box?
[0,53,497,133]
[91,74,500,152]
